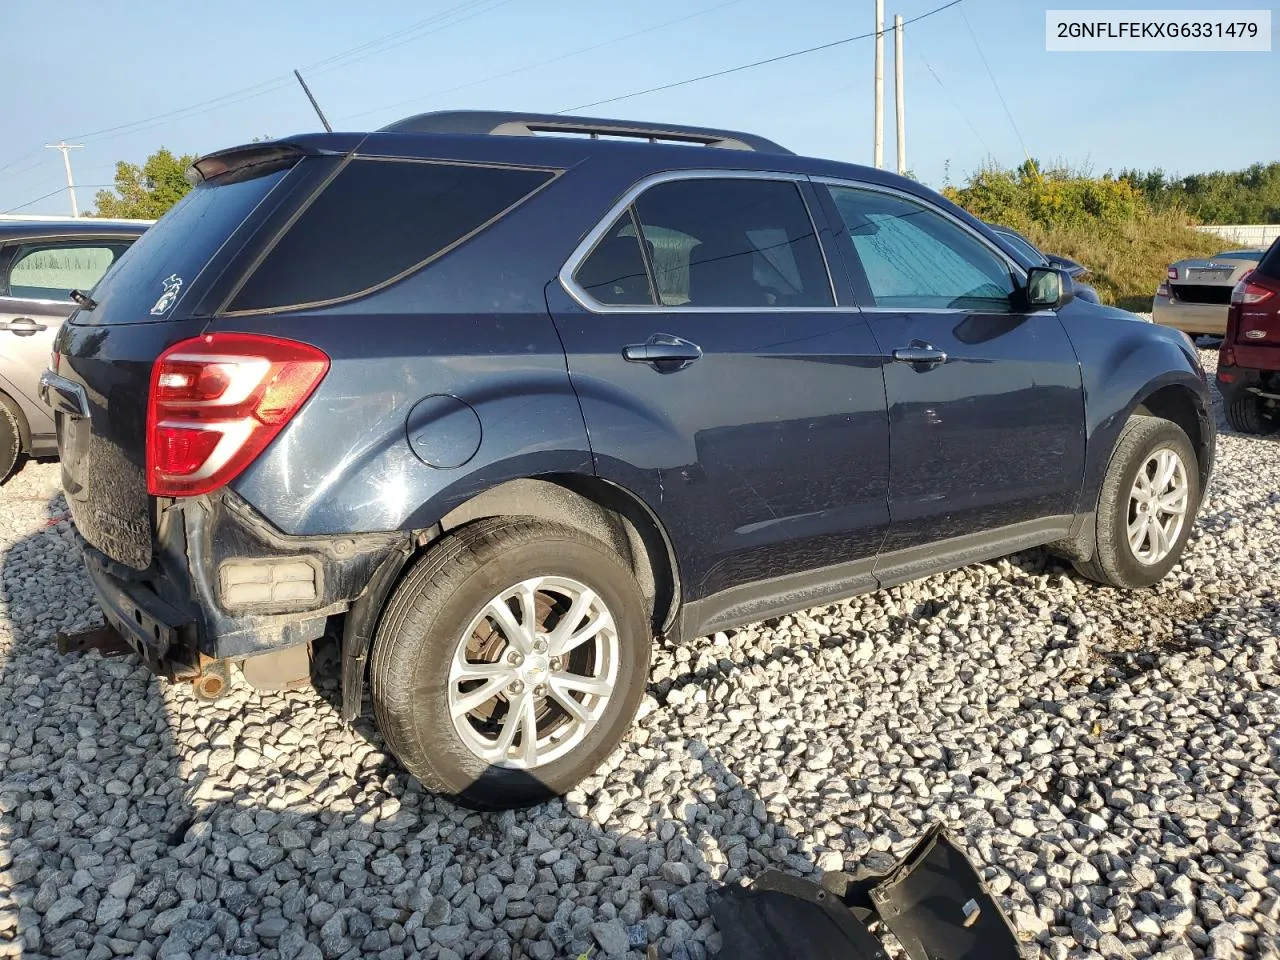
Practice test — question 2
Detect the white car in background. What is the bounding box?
[1153,249,1265,336]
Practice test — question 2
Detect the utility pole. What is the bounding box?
[873,0,884,169]
[894,14,906,176]
[45,141,84,217]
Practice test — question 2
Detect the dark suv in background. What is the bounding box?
[41,111,1215,809]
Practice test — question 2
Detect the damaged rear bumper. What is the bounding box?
[75,489,411,678]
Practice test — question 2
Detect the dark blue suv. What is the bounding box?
[41,111,1215,809]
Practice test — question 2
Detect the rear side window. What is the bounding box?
[228,160,556,312]
[4,241,132,301]
[632,178,833,308]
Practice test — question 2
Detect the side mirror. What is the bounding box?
[1026,266,1074,309]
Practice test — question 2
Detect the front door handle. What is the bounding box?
[622,334,703,370]
[0,317,48,336]
[892,342,948,368]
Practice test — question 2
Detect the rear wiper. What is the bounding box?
[69,289,98,310]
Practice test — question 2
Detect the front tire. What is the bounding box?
[1073,416,1200,589]
[369,517,652,810]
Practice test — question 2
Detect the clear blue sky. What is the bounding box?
[2,0,1276,216]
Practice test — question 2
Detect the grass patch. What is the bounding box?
[1023,211,1224,311]
[944,162,1230,310]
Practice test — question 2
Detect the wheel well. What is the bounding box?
[0,390,31,452]
[434,475,680,635]
[1135,384,1211,486]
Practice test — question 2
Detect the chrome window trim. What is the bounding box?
[857,306,1056,317]
[559,169,848,314]
[812,175,1030,285]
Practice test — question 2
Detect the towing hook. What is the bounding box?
[192,657,232,701]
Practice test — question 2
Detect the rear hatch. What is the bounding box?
[53,143,335,569]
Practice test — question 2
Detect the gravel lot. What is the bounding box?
[1,345,1277,960]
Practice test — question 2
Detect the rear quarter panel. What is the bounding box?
[1058,301,1214,511]
[222,164,607,536]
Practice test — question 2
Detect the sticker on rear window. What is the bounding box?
[150,274,184,316]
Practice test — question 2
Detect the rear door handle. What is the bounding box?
[622,335,703,369]
[0,317,48,336]
[892,343,947,368]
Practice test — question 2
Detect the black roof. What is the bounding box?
[0,218,150,241]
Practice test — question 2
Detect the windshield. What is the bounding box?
[76,167,289,324]
[1213,250,1264,261]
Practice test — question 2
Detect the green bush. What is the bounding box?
[944,162,1225,311]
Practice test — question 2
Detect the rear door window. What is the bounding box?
[228,159,556,313]
[630,178,833,308]
[3,241,132,301]
[573,211,654,306]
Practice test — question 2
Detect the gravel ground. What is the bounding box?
[1,345,1277,960]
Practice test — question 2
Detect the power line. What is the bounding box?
[3,0,513,161]
[558,0,964,114]
[338,0,750,123]
[913,50,993,155]
[2,185,118,216]
[307,0,518,80]
[957,4,1032,169]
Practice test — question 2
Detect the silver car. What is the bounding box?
[1153,249,1265,336]
[0,216,150,479]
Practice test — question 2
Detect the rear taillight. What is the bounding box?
[1167,266,1179,281]
[146,333,329,497]
[1156,282,1171,297]
[1231,272,1275,305]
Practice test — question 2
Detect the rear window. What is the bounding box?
[227,159,556,313]
[79,168,289,324]
[1254,239,1280,279]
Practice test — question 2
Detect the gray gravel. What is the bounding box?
[1,346,1277,960]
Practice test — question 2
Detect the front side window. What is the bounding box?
[229,159,556,312]
[4,241,131,301]
[627,178,833,309]
[827,186,1017,310]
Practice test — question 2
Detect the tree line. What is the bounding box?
[90,148,1280,228]
[1118,162,1280,225]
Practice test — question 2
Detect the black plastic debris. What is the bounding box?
[710,823,1022,960]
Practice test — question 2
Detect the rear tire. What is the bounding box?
[369,517,652,810]
[1224,393,1273,435]
[0,402,20,483]
[1073,416,1200,589]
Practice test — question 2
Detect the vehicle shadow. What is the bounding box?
[0,492,867,960]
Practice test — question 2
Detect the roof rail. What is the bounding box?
[377,110,792,155]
